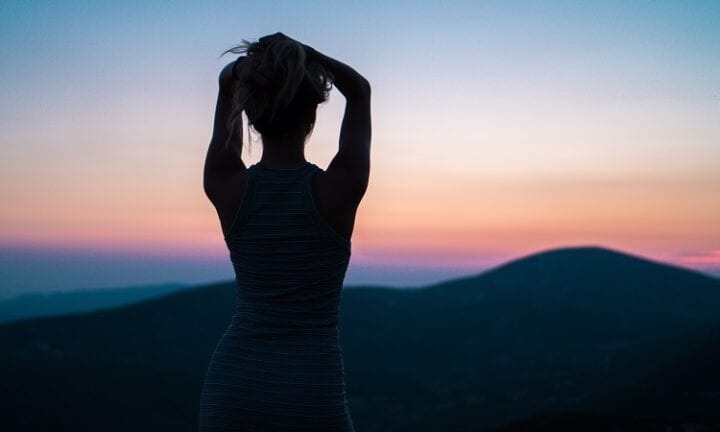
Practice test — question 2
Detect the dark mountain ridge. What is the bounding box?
[0,282,188,324]
[2,245,719,431]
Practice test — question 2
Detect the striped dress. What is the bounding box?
[198,161,355,431]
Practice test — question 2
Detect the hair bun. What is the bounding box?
[220,36,334,147]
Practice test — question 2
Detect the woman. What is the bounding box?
[198,32,371,431]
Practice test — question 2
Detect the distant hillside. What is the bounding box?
[1,245,719,431]
[0,282,189,324]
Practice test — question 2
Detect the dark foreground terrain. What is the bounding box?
[2,246,720,431]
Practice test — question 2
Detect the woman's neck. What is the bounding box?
[259,137,307,168]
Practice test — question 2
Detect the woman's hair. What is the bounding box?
[220,38,334,153]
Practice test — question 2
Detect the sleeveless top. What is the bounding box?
[198,161,356,431]
[223,161,352,338]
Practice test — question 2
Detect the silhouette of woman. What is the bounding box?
[198,32,371,431]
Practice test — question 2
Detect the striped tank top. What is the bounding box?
[198,161,355,431]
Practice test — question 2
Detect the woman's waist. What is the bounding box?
[235,300,339,321]
[229,311,341,339]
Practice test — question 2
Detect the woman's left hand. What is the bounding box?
[219,59,241,90]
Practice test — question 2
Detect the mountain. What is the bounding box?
[1,245,719,431]
[0,282,189,324]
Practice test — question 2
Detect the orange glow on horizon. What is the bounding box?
[2,166,718,274]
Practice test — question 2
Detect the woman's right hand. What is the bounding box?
[258,31,289,44]
[258,32,319,61]
[219,57,256,88]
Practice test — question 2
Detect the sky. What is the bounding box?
[1,1,719,298]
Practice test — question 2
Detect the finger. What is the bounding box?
[232,56,250,78]
[258,33,279,45]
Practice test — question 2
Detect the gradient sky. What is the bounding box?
[1,1,719,297]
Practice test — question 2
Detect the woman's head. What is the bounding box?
[221,36,334,150]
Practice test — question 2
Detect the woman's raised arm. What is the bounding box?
[304,44,372,203]
[203,60,247,200]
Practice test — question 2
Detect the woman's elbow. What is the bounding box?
[359,78,371,97]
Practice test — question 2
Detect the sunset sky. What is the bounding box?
[1,1,719,297]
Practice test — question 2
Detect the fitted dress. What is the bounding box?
[198,161,355,431]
